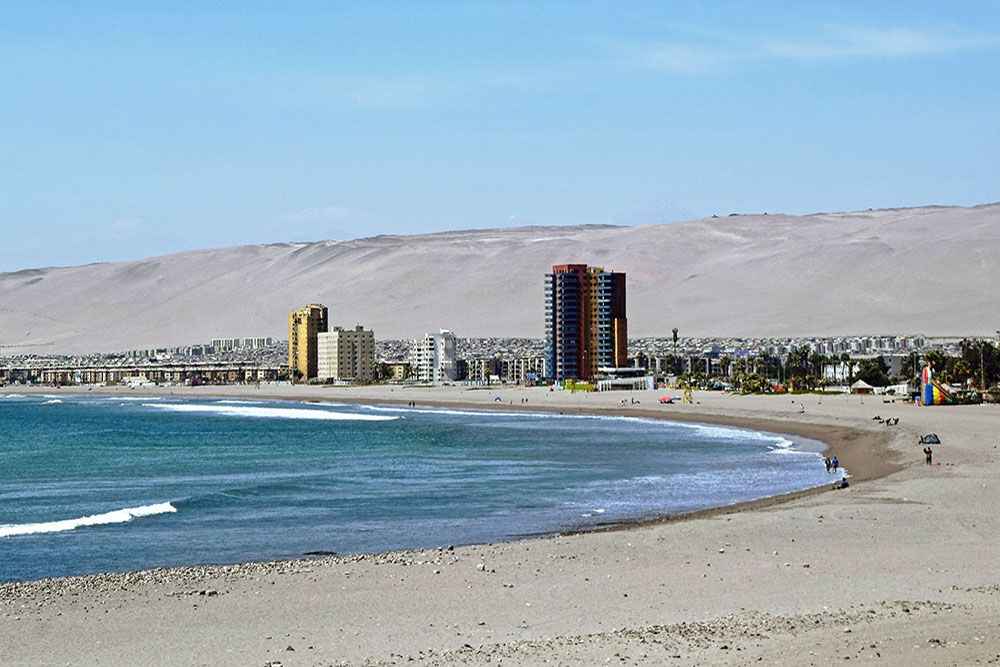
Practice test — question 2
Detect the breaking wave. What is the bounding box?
[0,502,177,538]
[144,403,398,421]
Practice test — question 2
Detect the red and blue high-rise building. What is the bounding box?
[544,264,627,382]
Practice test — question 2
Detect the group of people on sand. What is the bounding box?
[872,415,900,426]
[824,455,850,488]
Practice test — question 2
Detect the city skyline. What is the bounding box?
[3,2,1000,271]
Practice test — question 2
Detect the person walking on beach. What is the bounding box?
[923,446,933,465]
[824,456,832,473]
[831,456,839,471]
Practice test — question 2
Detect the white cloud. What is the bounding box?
[242,59,557,113]
[627,25,999,74]
[764,26,1000,61]
[633,42,739,75]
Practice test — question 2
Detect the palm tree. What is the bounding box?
[809,351,824,377]
[952,359,973,385]
[924,350,946,375]
[840,353,853,384]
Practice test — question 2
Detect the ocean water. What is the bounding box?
[0,393,833,582]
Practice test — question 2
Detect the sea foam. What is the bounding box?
[144,403,398,421]
[0,502,177,538]
[363,405,550,418]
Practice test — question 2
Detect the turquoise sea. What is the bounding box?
[0,393,834,582]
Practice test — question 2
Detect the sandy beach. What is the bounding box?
[3,384,999,666]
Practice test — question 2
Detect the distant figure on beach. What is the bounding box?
[824,457,832,473]
[923,446,933,465]
[831,456,839,471]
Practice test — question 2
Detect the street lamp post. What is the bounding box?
[982,339,987,391]
[672,328,678,374]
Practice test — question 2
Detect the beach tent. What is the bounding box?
[850,379,875,394]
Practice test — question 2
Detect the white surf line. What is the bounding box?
[144,403,399,421]
[0,502,177,538]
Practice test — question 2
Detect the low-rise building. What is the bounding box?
[508,356,546,384]
[387,362,411,382]
[317,326,375,383]
[465,357,498,383]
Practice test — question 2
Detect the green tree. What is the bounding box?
[785,346,810,379]
[840,353,854,384]
[719,355,732,377]
[960,339,1000,388]
[855,356,890,387]
[898,352,922,384]
[950,358,973,385]
[741,374,771,393]
[924,350,946,374]
[809,351,825,377]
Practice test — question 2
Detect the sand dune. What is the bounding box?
[1,204,998,354]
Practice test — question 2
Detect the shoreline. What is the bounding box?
[2,385,898,586]
[4,384,999,665]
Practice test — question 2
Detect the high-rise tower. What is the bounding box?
[544,264,627,382]
[288,303,328,382]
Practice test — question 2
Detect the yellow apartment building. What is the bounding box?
[288,303,328,382]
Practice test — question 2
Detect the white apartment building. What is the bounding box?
[465,357,498,383]
[411,330,457,383]
[317,326,375,383]
[509,356,546,384]
[211,337,274,351]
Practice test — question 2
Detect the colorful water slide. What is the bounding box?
[922,366,958,405]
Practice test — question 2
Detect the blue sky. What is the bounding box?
[2,1,999,271]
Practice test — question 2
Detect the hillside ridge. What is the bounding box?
[1,204,997,353]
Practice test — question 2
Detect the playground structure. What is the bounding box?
[921,365,980,405]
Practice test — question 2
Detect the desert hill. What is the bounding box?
[1,204,998,354]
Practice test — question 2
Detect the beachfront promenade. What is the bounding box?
[3,384,999,665]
